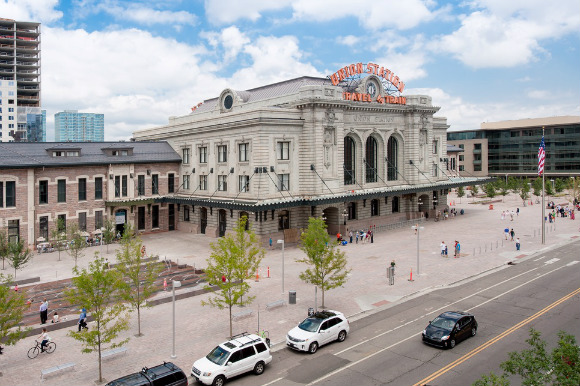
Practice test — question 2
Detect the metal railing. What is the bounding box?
[372,217,426,233]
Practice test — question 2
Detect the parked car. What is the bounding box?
[286,310,349,353]
[422,311,477,349]
[106,362,187,386]
[191,332,272,386]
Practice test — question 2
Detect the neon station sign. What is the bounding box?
[329,62,406,105]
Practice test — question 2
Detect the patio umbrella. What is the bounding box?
[92,229,103,235]
[36,236,46,242]
[79,231,90,237]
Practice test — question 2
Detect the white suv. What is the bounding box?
[191,333,272,386]
[286,310,349,353]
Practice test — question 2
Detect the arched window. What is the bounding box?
[387,137,398,181]
[365,136,378,183]
[344,137,356,185]
[392,196,400,213]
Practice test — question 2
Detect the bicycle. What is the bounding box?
[27,340,56,359]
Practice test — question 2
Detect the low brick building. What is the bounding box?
[0,141,181,247]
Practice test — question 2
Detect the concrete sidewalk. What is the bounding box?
[1,192,579,385]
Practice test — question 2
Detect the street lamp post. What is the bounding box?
[341,209,348,240]
[411,225,424,275]
[277,239,285,294]
[171,280,181,358]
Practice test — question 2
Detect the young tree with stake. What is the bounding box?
[0,273,30,360]
[7,239,33,279]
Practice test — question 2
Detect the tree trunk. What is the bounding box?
[137,306,141,336]
[98,344,102,383]
[321,289,325,309]
[229,305,232,338]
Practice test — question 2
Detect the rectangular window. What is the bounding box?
[7,219,19,243]
[277,142,290,160]
[39,216,49,240]
[433,140,438,154]
[278,174,290,191]
[432,164,438,177]
[95,210,103,230]
[238,143,249,162]
[218,145,227,163]
[79,212,87,231]
[0,182,2,207]
[152,174,159,194]
[39,180,48,204]
[152,205,159,228]
[459,165,465,171]
[5,181,15,207]
[239,175,250,192]
[459,155,464,161]
[115,176,120,198]
[78,178,87,201]
[474,143,482,150]
[138,175,145,196]
[218,175,227,191]
[183,174,190,190]
[122,175,128,197]
[138,207,145,230]
[199,147,207,163]
[199,175,207,190]
[182,147,190,164]
[95,177,103,200]
[474,164,482,171]
[57,179,66,203]
[168,173,175,193]
[58,214,66,233]
[183,206,190,222]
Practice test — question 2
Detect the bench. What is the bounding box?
[233,309,253,321]
[266,299,286,310]
[102,346,128,359]
[40,362,76,380]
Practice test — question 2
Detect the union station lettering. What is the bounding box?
[330,62,405,93]
[343,92,406,105]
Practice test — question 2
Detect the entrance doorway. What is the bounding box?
[168,204,175,231]
[115,209,127,236]
[200,208,207,234]
[218,209,227,237]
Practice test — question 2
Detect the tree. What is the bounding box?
[7,239,34,279]
[546,180,554,196]
[201,216,265,338]
[471,185,479,194]
[507,176,520,197]
[102,218,116,254]
[297,217,351,309]
[532,178,543,198]
[519,177,530,203]
[64,254,130,384]
[472,328,580,386]
[67,222,87,268]
[0,229,8,270]
[485,182,497,199]
[569,177,580,204]
[457,186,465,203]
[497,179,509,202]
[50,217,67,262]
[116,224,162,337]
[0,274,30,359]
[554,178,565,193]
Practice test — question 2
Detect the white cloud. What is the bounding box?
[100,3,197,26]
[220,26,251,61]
[338,35,360,47]
[204,0,291,24]
[527,90,551,99]
[0,0,63,23]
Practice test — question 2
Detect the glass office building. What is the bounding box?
[55,110,105,142]
[448,116,580,177]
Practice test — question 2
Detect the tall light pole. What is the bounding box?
[411,224,424,275]
[277,239,285,295]
[341,209,348,240]
[171,280,181,358]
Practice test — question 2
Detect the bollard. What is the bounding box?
[491,242,493,251]
[267,266,270,278]
[496,240,498,249]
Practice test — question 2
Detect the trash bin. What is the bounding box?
[289,290,296,304]
[308,307,314,316]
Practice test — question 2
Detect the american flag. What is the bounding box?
[538,136,545,175]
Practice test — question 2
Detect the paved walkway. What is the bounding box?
[1,193,579,385]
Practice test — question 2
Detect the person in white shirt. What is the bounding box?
[440,241,446,256]
[38,328,50,352]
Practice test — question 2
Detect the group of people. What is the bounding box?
[503,227,521,250]
[500,209,519,221]
[344,229,374,244]
[439,241,461,258]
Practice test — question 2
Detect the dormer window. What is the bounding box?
[103,147,133,156]
[50,148,81,157]
[112,150,129,156]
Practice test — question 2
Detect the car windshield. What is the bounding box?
[430,316,455,331]
[298,317,323,332]
[206,345,231,366]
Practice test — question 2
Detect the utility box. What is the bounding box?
[289,290,296,304]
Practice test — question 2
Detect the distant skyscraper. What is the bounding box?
[55,110,105,142]
[0,18,41,142]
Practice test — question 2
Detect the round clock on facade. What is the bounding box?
[223,94,234,110]
[366,81,377,97]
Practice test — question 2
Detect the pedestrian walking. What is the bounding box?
[370,230,374,243]
[355,231,359,244]
[349,230,353,244]
[455,241,461,258]
[39,299,48,324]
[440,241,446,257]
[501,211,505,221]
[78,308,88,331]
[510,228,515,241]
[269,237,272,249]
[516,237,521,251]
[163,278,168,291]
[516,208,519,216]
[445,245,448,257]
[504,227,509,240]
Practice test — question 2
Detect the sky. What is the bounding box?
[1,0,579,141]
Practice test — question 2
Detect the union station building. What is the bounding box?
[134,63,492,242]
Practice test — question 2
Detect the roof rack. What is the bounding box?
[229,332,262,348]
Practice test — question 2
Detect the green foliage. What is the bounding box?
[507,176,520,194]
[0,229,8,270]
[457,186,465,199]
[532,178,543,197]
[471,185,479,194]
[472,328,580,386]
[554,178,566,193]
[67,222,87,268]
[50,217,67,262]
[485,182,497,198]
[297,217,351,309]
[569,177,580,203]
[520,178,531,201]
[497,179,509,201]
[116,223,162,337]
[0,273,31,352]
[546,180,554,195]
[64,254,130,383]
[102,218,116,253]
[7,239,34,279]
[202,216,265,338]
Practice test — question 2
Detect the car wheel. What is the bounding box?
[449,339,456,349]
[254,361,265,375]
[471,327,477,337]
[337,330,347,342]
[212,375,226,386]
[309,342,318,354]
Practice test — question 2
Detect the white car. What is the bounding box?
[191,333,272,386]
[286,310,349,353]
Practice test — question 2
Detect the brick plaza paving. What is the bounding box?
[1,192,579,385]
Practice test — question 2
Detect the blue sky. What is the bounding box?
[2,0,579,140]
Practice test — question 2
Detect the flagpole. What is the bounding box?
[541,127,545,245]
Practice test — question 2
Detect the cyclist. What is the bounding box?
[38,328,51,352]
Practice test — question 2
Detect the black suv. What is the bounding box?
[106,362,188,386]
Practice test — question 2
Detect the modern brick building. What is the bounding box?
[0,141,181,247]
